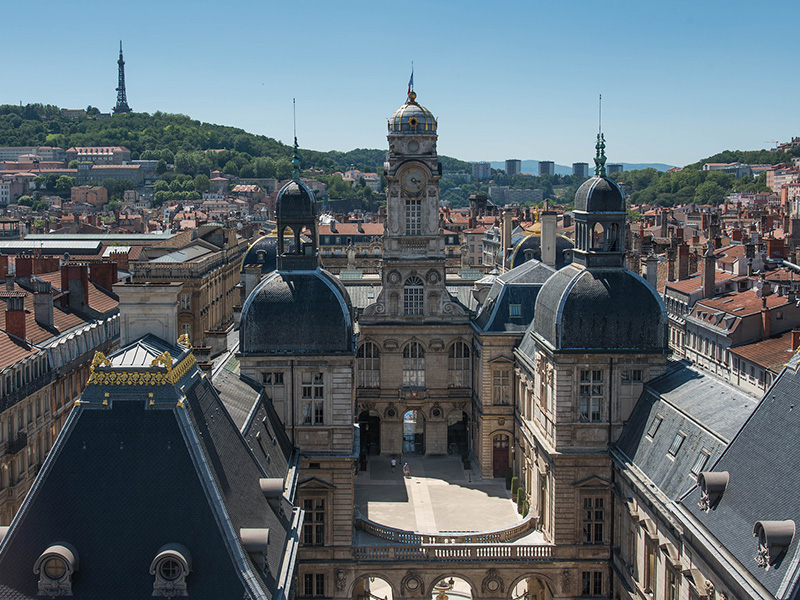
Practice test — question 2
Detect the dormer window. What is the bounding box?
[646,415,663,438]
[34,543,78,596]
[150,543,192,596]
[754,520,795,571]
[667,432,686,457]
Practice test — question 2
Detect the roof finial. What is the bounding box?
[594,94,607,177]
[407,63,415,103]
[291,98,301,180]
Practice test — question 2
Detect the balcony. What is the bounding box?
[7,432,27,455]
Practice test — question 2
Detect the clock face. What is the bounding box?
[401,165,426,194]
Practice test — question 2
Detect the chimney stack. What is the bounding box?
[4,292,27,341]
[32,278,54,329]
[89,261,118,293]
[792,329,800,352]
[677,243,690,280]
[541,211,557,268]
[60,262,90,313]
[501,210,513,271]
[702,242,716,299]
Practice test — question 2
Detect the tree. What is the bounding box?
[17,195,33,206]
[193,174,210,193]
[156,158,168,175]
[694,180,726,206]
[31,199,49,212]
[56,175,76,194]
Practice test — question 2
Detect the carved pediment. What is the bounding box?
[298,476,337,491]
[572,475,612,488]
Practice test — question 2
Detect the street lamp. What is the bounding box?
[434,578,455,600]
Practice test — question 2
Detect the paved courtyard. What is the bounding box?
[355,454,523,535]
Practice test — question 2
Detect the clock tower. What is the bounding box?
[363,91,464,321]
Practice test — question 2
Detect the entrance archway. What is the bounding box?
[403,410,425,454]
[492,433,510,478]
[353,575,393,600]
[358,410,381,455]
[447,411,469,455]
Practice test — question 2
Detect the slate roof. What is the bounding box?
[527,263,668,354]
[574,176,625,213]
[0,335,298,600]
[680,353,800,599]
[507,233,574,270]
[241,235,278,275]
[473,259,555,333]
[240,268,354,355]
[615,362,758,499]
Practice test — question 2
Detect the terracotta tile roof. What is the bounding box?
[729,331,795,373]
[318,223,384,236]
[666,270,736,294]
[694,288,788,318]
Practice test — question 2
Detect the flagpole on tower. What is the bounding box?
[407,62,414,101]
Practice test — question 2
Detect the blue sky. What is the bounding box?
[2,0,798,167]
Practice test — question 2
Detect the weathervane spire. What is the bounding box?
[407,62,415,103]
[291,98,301,180]
[594,94,606,177]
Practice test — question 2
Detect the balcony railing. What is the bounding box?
[7,432,27,455]
[355,513,538,545]
[352,543,553,562]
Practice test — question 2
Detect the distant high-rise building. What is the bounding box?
[572,162,589,178]
[538,161,555,176]
[607,163,623,174]
[113,41,132,114]
[472,162,491,180]
[505,159,521,176]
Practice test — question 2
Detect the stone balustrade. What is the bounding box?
[352,543,553,562]
[355,513,538,545]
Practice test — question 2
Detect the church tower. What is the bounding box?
[358,88,471,459]
[363,90,463,320]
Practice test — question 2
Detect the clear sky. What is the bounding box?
[2,0,798,167]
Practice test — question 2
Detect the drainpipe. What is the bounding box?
[608,356,616,600]
[290,360,296,447]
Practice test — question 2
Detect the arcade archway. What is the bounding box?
[447,411,469,455]
[430,576,473,600]
[353,575,393,600]
[403,410,425,454]
[358,410,381,455]
[510,576,553,600]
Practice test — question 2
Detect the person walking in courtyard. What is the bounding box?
[391,458,397,472]
[402,462,410,478]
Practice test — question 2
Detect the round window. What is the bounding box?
[432,408,442,417]
[387,409,396,418]
[159,558,182,581]
[408,116,419,128]
[43,557,67,581]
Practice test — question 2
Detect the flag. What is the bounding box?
[407,70,414,97]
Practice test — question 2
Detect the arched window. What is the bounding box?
[403,342,425,388]
[448,341,471,387]
[356,342,380,388]
[403,276,424,316]
[592,222,605,251]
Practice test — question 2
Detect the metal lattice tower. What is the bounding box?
[113,41,131,114]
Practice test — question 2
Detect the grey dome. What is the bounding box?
[276,179,316,220]
[509,234,574,269]
[240,269,354,355]
[388,93,437,135]
[240,235,278,274]
[529,264,667,353]
[574,176,624,213]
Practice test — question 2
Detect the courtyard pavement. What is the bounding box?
[354,454,524,537]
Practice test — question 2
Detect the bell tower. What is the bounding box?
[363,90,462,321]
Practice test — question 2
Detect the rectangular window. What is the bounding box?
[406,199,421,235]
[579,370,603,422]
[493,370,511,405]
[301,372,324,425]
[665,564,679,600]
[582,497,604,544]
[303,573,325,597]
[509,304,522,317]
[302,498,325,546]
[690,450,710,476]
[668,432,686,456]
[180,293,191,310]
[581,571,603,596]
[646,415,663,438]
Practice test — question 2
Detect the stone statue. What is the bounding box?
[460,244,470,269]
[346,242,356,269]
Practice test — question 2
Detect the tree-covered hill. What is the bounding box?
[0,103,471,178]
